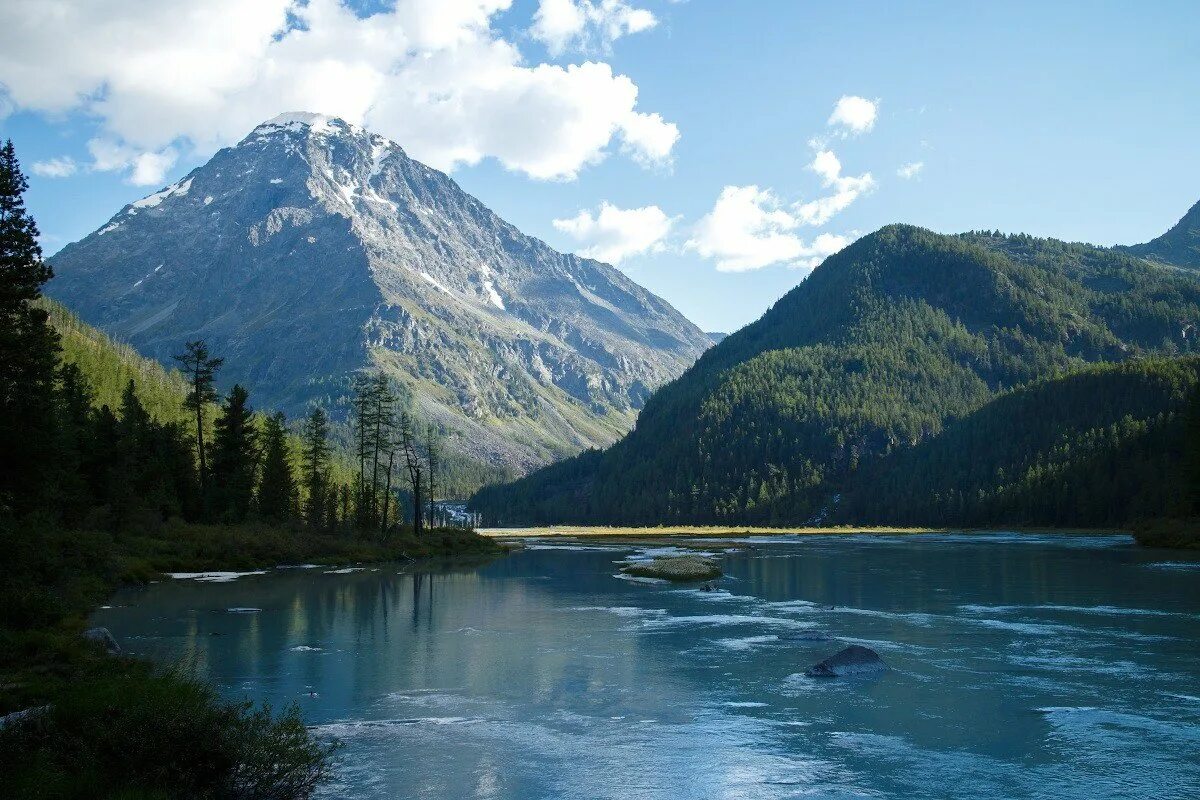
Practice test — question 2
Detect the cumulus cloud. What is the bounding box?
[553,202,674,265]
[685,185,852,272]
[87,139,179,186]
[897,161,924,179]
[795,149,876,226]
[682,95,878,272]
[828,95,878,136]
[31,156,78,178]
[531,0,657,56]
[0,0,677,182]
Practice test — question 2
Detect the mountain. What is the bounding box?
[470,224,1200,526]
[1125,199,1200,269]
[706,332,729,344]
[832,356,1200,527]
[46,113,711,480]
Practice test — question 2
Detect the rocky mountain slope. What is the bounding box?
[1125,198,1200,269]
[46,113,710,476]
[471,222,1200,525]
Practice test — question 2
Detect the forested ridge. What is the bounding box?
[471,223,1200,527]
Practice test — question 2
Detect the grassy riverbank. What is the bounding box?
[0,516,504,799]
[479,524,1128,539]
[1132,519,1200,550]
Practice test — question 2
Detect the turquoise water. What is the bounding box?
[94,533,1200,799]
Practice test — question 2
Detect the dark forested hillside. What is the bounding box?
[832,357,1200,527]
[471,224,1200,526]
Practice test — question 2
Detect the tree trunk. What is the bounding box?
[413,466,423,538]
[380,451,395,539]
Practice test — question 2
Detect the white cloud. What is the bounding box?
[87,139,179,186]
[828,95,878,136]
[795,149,876,226]
[0,0,677,183]
[897,161,924,179]
[553,201,674,265]
[31,156,77,178]
[685,185,852,272]
[532,0,657,56]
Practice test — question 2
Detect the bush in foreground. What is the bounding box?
[0,667,336,800]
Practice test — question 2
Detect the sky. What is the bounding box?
[1,0,1197,333]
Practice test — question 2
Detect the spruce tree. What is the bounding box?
[210,384,258,522]
[0,140,60,516]
[257,412,295,523]
[173,340,223,511]
[301,407,331,529]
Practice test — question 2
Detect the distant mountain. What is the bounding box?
[1125,199,1200,269]
[706,332,728,344]
[471,224,1200,526]
[46,113,711,479]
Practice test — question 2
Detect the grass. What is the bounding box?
[476,523,1129,539]
[1132,518,1200,550]
[480,524,945,538]
[0,514,506,798]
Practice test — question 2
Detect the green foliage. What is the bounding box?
[473,225,1200,527]
[0,669,336,800]
[210,385,258,523]
[39,298,192,424]
[0,140,61,518]
[834,357,1200,526]
[257,413,296,523]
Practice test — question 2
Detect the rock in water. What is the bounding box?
[805,645,885,677]
[621,555,722,582]
[82,626,121,655]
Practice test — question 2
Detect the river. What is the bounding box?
[92,532,1200,799]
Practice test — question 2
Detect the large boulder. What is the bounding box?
[82,626,121,655]
[620,555,722,582]
[805,644,885,677]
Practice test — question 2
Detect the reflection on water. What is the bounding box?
[95,533,1200,799]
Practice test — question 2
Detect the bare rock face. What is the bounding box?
[47,113,711,475]
[805,644,885,677]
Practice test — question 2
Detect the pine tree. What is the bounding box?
[173,340,223,512]
[398,410,423,536]
[1184,385,1200,513]
[0,140,60,516]
[210,384,258,522]
[257,412,295,523]
[301,407,331,529]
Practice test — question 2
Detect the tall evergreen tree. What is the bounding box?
[1184,384,1200,513]
[210,384,258,522]
[350,373,372,524]
[173,340,223,509]
[0,140,60,516]
[301,407,331,529]
[398,410,423,536]
[257,412,295,523]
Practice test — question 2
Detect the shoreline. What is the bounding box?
[479,524,1132,539]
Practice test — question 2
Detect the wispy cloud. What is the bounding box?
[31,156,77,178]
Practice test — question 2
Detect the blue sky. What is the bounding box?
[2,0,1197,332]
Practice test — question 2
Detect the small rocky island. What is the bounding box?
[621,554,723,582]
